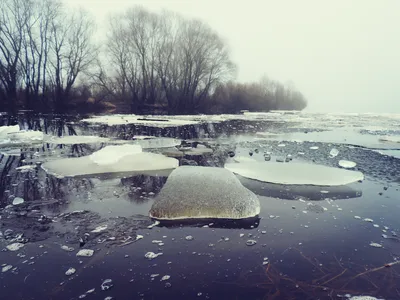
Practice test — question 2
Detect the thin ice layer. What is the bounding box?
[89,144,142,165]
[150,166,260,220]
[0,125,19,136]
[225,162,364,186]
[42,151,178,177]
[46,135,110,144]
[81,114,199,127]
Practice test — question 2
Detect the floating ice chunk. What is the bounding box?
[149,166,260,220]
[233,156,257,163]
[0,125,19,136]
[76,249,94,257]
[46,135,110,145]
[2,265,12,272]
[339,160,357,168]
[7,130,43,142]
[145,252,163,260]
[16,165,35,172]
[160,275,170,281]
[65,267,76,276]
[363,218,374,222]
[369,242,382,248]
[101,279,113,291]
[147,220,160,229]
[135,138,181,149]
[185,235,194,241]
[81,114,200,127]
[354,216,361,219]
[91,225,108,233]
[6,242,25,251]
[246,240,257,246]
[225,162,364,186]
[329,148,339,157]
[90,144,142,165]
[12,197,24,205]
[42,151,178,177]
[61,245,75,252]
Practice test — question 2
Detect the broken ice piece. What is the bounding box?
[363,218,373,222]
[160,275,170,281]
[65,267,76,276]
[145,252,163,260]
[101,279,113,291]
[354,216,361,219]
[2,265,12,272]
[61,245,75,252]
[246,240,257,246]
[91,225,108,233]
[6,243,25,251]
[76,249,94,257]
[147,220,160,229]
[369,242,383,248]
[12,197,24,205]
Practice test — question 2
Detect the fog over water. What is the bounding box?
[65,0,400,113]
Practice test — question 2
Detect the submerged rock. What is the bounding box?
[149,166,260,220]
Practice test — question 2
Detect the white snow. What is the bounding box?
[81,114,200,127]
[42,147,178,177]
[76,249,94,257]
[135,138,181,149]
[150,166,260,220]
[1,265,13,272]
[339,160,357,168]
[89,144,142,165]
[225,162,364,186]
[16,165,36,172]
[350,296,384,300]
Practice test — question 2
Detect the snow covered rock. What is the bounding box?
[225,161,364,186]
[149,166,260,220]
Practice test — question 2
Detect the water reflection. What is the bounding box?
[156,216,260,229]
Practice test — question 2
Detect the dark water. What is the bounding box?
[1,112,400,300]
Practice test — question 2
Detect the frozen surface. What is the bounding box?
[45,135,110,144]
[42,151,178,177]
[225,162,364,186]
[134,138,181,149]
[81,114,200,127]
[339,160,357,168]
[150,166,260,220]
[0,127,43,147]
[0,125,19,136]
[89,144,142,166]
[379,135,400,143]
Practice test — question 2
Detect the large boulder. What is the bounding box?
[149,166,260,220]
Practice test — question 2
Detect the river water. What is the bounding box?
[1,111,400,300]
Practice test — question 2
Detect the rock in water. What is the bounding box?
[149,166,260,220]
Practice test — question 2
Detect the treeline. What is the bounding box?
[0,0,307,115]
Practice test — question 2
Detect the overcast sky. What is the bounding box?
[65,0,400,113]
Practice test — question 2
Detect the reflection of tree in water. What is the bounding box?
[230,248,400,299]
[121,174,168,204]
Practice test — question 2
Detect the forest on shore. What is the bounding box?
[0,0,307,115]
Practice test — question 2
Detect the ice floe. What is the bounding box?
[225,162,364,186]
[76,249,94,257]
[0,125,43,147]
[339,160,357,168]
[42,145,178,177]
[81,114,200,127]
[45,135,110,144]
[149,166,260,220]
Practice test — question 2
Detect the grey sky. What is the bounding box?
[65,0,400,113]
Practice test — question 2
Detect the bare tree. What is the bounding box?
[48,7,97,111]
[0,0,30,113]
